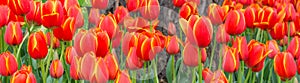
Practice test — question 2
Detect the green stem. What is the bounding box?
[16,24,33,66]
[209,32,217,69]
[238,61,244,83]
[59,42,65,61]
[229,73,233,83]
[39,60,46,83]
[256,28,261,41]
[6,76,10,83]
[260,63,265,83]
[218,45,223,69]
[192,68,196,83]
[13,46,21,68]
[45,30,54,81]
[268,61,274,83]
[252,72,256,83]
[55,78,59,83]
[153,59,159,83]
[0,27,3,52]
[277,74,281,83]
[171,55,176,83]
[132,71,136,83]
[109,41,112,53]
[245,69,252,82]
[150,21,153,33]
[197,47,202,83]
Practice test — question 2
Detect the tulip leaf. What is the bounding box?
[78,0,91,7]
[166,56,175,83]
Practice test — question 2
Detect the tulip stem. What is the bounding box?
[218,45,223,69]
[171,55,176,83]
[55,78,59,83]
[153,59,159,83]
[209,31,217,69]
[260,63,265,83]
[229,73,233,83]
[277,74,281,83]
[150,21,153,33]
[39,60,46,83]
[59,42,65,61]
[197,47,202,83]
[268,60,274,83]
[13,46,21,68]
[238,61,244,83]
[0,27,2,52]
[245,69,252,82]
[252,72,256,83]
[256,28,261,41]
[45,30,54,82]
[16,25,32,62]
[132,71,136,83]
[192,68,196,83]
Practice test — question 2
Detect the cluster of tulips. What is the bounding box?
[0,0,300,83]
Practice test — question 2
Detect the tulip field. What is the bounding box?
[2,0,300,83]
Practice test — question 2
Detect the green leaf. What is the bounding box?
[166,56,174,83]
[78,0,91,7]
[81,7,89,30]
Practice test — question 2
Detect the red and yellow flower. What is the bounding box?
[0,52,18,76]
[274,52,297,81]
[28,31,48,60]
[4,22,23,46]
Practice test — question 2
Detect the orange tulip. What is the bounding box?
[246,40,271,72]
[166,36,180,55]
[8,0,30,15]
[126,47,144,70]
[11,66,36,83]
[50,59,64,78]
[0,5,10,27]
[140,0,160,20]
[204,70,228,83]
[46,32,60,49]
[225,10,246,35]
[179,2,198,20]
[74,29,97,56]
[53,17,76,41]
[254,6,277,29]
[70,55,81,80]
[94,29,110,57]
[91,0,108,10]
[232,36,248,61]
[173,0,185,7]
[42,0,64,28]
[207,3,225,25]
[4,22,23,46]
[266,40,280,59]
[98,14,118,39]
[127,0,140,12]
[104,53,119,80]
[269,22,287,40]
[216,24,230,43]
[0,52,18,76]
[89,8,100,25]
[287,36,300,59]
[65,46,77,65]
[26,1,42,25]
[222,45,239,73]
[114,6,129,24]
[28,31,48,60]
[183,42,207,67]
[115,70,132,83]
[274,52,297,81]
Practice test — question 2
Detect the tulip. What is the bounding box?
[166,36,180,55]
[122,32,138,56]
[0,0,8,5]
[0,52,18,76]
[91,0,108,10]
[288,22,296,36]
[27,31,48,60]
[207,3,225,25]
[94,29,110,57]
[4,22,23,46]
[202,68,213,80]
[74,29,97,56]
[90,57,109,83]
[61,0,80,10]
[173,0,185,7]
[204,70,228,83]
[89,8,100,25]
[281,3,297,21]
[274,52,297,81]
[287,36,300,59]
[238,0,254,5]
[26,1,42,25]
[186,0,200,5]
[126,47,144,70]
[66,6,84,29]
[262,0,276,6]
[138,37,162,61]
[9,10,25,22]
[269,22,287,40]
[53,17,76,41]
[140,0,160,20]
[65,46,77,65]
[98,14,118,39]
[168,22,177,36]
[50,59,64,78]
[232,36,248,61]
[114,6,129,24]
[222,45,239,73]
[254,6,277,29]
[266,40,280,59]
[115,70,132,83]
[216,24,230,43]
[244,5,261,28]
[183,42,207,67]
[46,32,60,49]
[179,2,198,20]
[8,0,30,15]
[70,55,81,80]
[104,53,119,80]
[225,10,246,35]
[42,0,64,28]
[127,0,140,12]
[11,66,36,83]
[245,40,271,72]
[0,5,10,28]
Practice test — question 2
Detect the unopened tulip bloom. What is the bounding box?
[42,0,64,28]
[126,47,144,70]
[26,1,42,25]
[140,0,160,20]
[266,40,280,59]
[244,5,261,28]
[114,6,129,24]
[67,6,84,29]
[269,22,287,40]
[104,53,119,80]
[94,29,110,57]
[173,0,185,7]
[11,65,36,83]
[98,14,118,39]
[70,56,81,80]
[53,17,76,41]
[179,2,198,20]
[115,70,132,83]
[50,59,64,78]
[222,46,239,73]
[225,10,246,35]
[168,22,177,36]
[166,36,180,55]
[65,46,78,65]
[204,70,228,83]
[28,31,48,59]
[46,32,60,49]
[89,8,100,25]
[91,0,108,10]
[4,22,23,46]
[274,52,297,81]
[287,36,300,59]
[74,29,97,56]
[0,5,10,27]
[216,24,230,43]
[8,0,30,15]
[207,3,225,25]
[232,36,248,61]
[254,6,277,29]
[183,42,207,67]
[0,52,18,76]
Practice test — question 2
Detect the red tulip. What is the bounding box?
[8,0,30,15]
[74,29,97,56]
[127,0,140,12]
[0,5,10,27]
[70,56,81,80]
[67,6,84,29]
[204,70,228,83]
[274,52,297,81]
[245,40,271,72]
[42,0,64,28]
[28,31,48,60]
[138,37,162,61]
[9,10,25,22]
[94,29,110,57]
[254,6,277,29]
[91,0,108,10]
[89,8,100,25]
[222,45,239,73]
[202,68,213,80]
[126,47,144,70]
[216,24,230,43]
[115,70,132,83]
[166,36,180,55]
[50,59,64,78]
[280,36,289,46]
[140,0,160,20]
[266,40,280,59]
[104,53,119,80]
[262,0,276,6]
[278,3,297,21]
[179,2,198,20]
[65,46,77,65]
[287,36,300,59]
[173,0,185,7]
[46,32,60,49]
[98,14,118,39]
[183,42,207,67]
[0,0,8,5]
[168,22,177,36]
[238,0,254,5]
[0,52,18,76]
[232,36,248,61]
[269,22,287,40]
[288,22,296,36]
[244,5,261,28]
[225,10,246,35]
[122,32,138,56]
[207,3,225,25]
[11,66,36,83]
[61,0,79,10]
[53,17,76,41]
[114,6,129,24]
[4,22,23,46]
[26,1,42,25]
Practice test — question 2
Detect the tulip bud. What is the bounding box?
[50,59,64,78]
[11,66,36,83]
[269,22,287,40]
[266,40,280,59]
[74,29,97,56]
[246,40,271,72]
[0,5,10,28]
[183,42,207,67]
[67,6,84,29]
[126,47,144,70]
[53,17,76,41]
[202,68,213,80]
[122,33,138,56]
[91,0,108,10]
[65,46,77,65]
[222,45,239,73]
[114,6,129,24]
[168,22,177,36]
[139,37,161,61]
[274,52,297,81]
[26,1,42,25]
[98,14,118,39]
[225,10,246,35]
[115,70,132,83]
[140,0,160,20]
[28,31,48,60]
[70,55,81,80]
[254,6,277,29]
[42,0,64,28]
[244,5,261,28]
[287,36,300,59]
[104,53,119,80]
[95,29,110,57]
[4,22,23,46]
[232,36,248,61]
[89,8,100,25]
[207,3,225,25]
[0,52,18,76]
[173,0,185,7]
[166,36,180,55]
[127,0,140,12]
[216,24,230,43]
[204,70,228,83]
[8,0,30,15]
[179,2,198,20]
